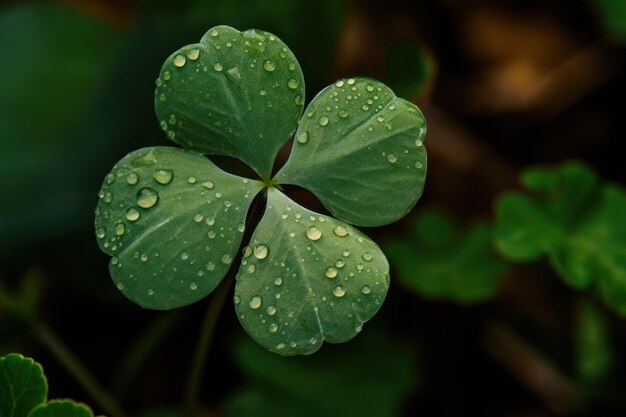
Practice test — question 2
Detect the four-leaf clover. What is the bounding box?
[95,26,427,355]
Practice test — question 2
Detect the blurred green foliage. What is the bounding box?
[385,40,433,100]
[226,327,417,417]
[494,162,626,314]
[386,210,505,303]
[575,300,615,384]
[594,0,626,42]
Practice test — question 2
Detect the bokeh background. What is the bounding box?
[1,0,625,416]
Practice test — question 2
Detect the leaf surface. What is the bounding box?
[28,400,93,417]
[0,354,47,417]
[94,147,261,309]
[234,188,389,355]
[154,25,305,179]
[275,77,427,226]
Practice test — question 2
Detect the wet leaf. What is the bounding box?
[154,25,305,179]
[234,188,389,355]
[28,400,93,417]
[495,162,626,313]
[0,354,47,417]
[276,77,427,226]
[94,147,261,309]
[226,327,416,417]
[386,210,505,303]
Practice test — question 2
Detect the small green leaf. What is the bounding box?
[154,25,305,179]
[495,162,626,313]
[226,328,416,417]
[28,400,93,417]
[95,147,261,309]
[275,77,427,227]
[0,354,47,417]
[575,301,614,383]
[386,210,506,303]
[234,188,389,355]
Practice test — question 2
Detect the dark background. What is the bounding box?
[1,0,624,416]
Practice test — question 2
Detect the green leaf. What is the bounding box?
[0,354,47,417]
[28,400,93,417]
[575,301,614,383]
[226,327,416,417]
[385,40,433,100]
[386,210,506,303]
[154,25,305,179]
[594,0,626,42]
[234,188,389,355]
[94,147,262,309]
[275,77,427,227]
[494,162,626,313]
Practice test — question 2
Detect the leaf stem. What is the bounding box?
[182,274,235,417]
[33,322,127,417]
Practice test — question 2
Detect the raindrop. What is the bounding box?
[188,177,197,184]
[226,67,241,84]
[267,306,277,315]
[297,131,309,144]
[173,55,186,67]
[163,71,171,80]
[335,80,345,87]
[415,161,423,169]
[190,282,198,290]
[325,267,338,279]
[342,249,351,257]
[242,246,253,257]
[254,244,269,259]
[221,254,232,264]
[335,259,345,268]
[333,286,346,297]
[237,223,245,232]
[306,226,322,241]
[153,169,173,185]
[210,29,219,37]
[362,285,372,295]
[287,78,299,89]
[347,78,356,85]
[115,223,126,236]
[415,139,423,147]
[233,295,240,304]
[126,173,139,185]
[181,252,189,260]
[187,49,200,60]
[202,181,214,189]
[96,228,106,239]
[269,323,278,333]
[362,253,373,261]
[249,296,262,309]
[274,277,283,286]
[366,85,374,92]
[263,60,276,72]
[387,154,397,163]
[193,213,203,222]
[333,225,348,237]
[206,262,216,271]
[213,63,223,72]
[137,188,159,208]
[318,116,329,126]
[339,109,349,118]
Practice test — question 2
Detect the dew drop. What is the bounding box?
[339,109,349,118]
[415,139,423,147]
[126,173,139,185]
[187,48,200,60]
[362,285,372,295]
[415,161,423,169]
[210,29,219,37]
[206,262,216,271]
[188,177,197,184]
[249,296,262,309]
[268,323,278,333]
[237,223,245,232]
[306,226,322,241]
[115,223,126,236]
[325,267,338,279]
[297,131,309,144]
[202,180,214,189]
[137,188,159,208]
[318,116,329,126]
[333,286,346,297]
[254,244,269,259]
[267,306,277,315]
[333,225,348,237]
[226,67,241,84]
[153,169,173,185]
[190,282,198,290]
[173,55,186,67]
[213,63,223,72]
[233,295,240,304]
[287,78,299,89]
[387,154,397,163]
[274,277,283,286]
[221,254,232,264]
[342,249,351,257]
[362,253,373,261]
[335,259,345,268]
[96,228,106,239]
[335,80,345,87]
[163,71,171,80]
[193,213,203,222]
[263,60,276,72]
[181,252,189,260]
[366,84,374,92]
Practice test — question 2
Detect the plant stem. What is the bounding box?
[182,274,235,417]
[33,322,127,417]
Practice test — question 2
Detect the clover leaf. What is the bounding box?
[0,354,94,417]
[95,25,427,355]
[494,162,626,314]
[385,210,505,303]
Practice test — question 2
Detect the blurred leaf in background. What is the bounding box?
[385,210,505,303]
[385,40,435,100]
[593,0,626,42]
[226,327,417,417]
[494,162,626,314]
[575,300,615,385]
